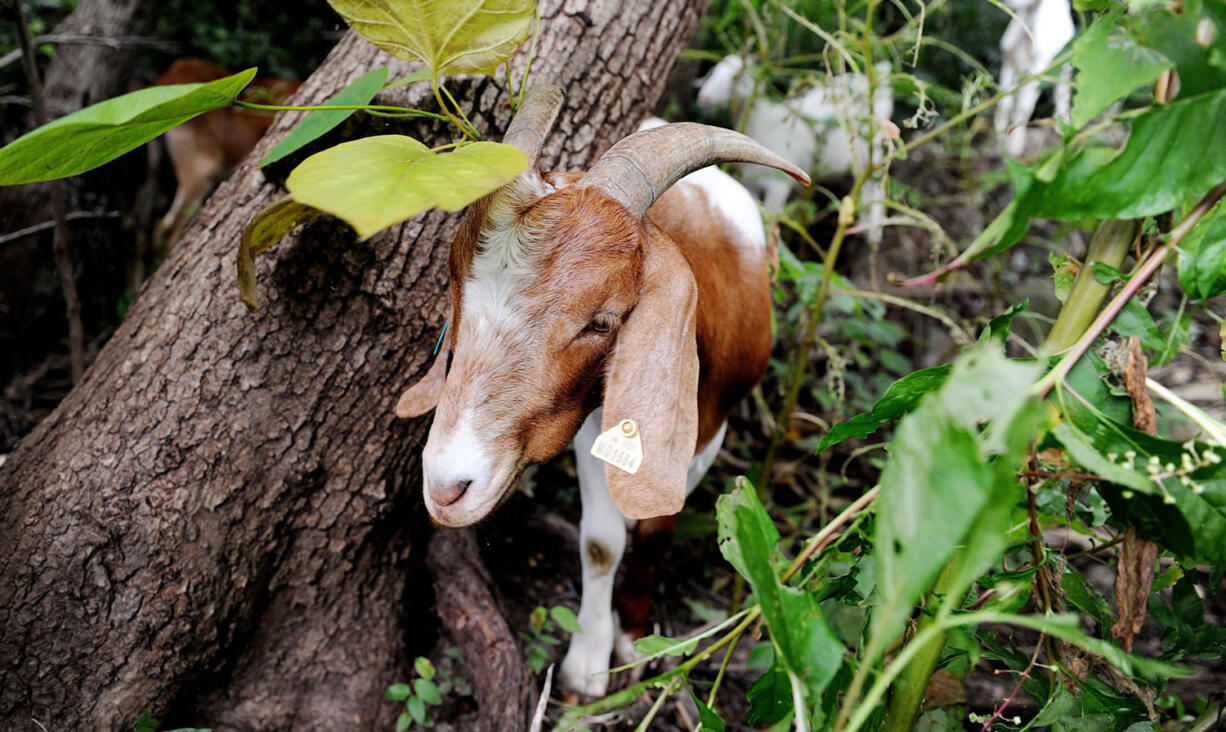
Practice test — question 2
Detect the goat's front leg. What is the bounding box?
[560,410,627,697]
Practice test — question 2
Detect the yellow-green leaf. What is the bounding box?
[237,196,322,313]
[285,135,527,239]
[327,0,534,74]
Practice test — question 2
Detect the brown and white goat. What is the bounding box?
[396,88,807,696]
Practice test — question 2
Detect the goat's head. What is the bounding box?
[396,87,807,527]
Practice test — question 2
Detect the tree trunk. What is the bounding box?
[0,1,708,729]
[0,0,161,430]
[41,0,162,117]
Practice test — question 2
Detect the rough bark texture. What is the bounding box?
[0,1,707,729]
[428,530,538,731]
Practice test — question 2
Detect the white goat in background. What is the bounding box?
[995,0,1075,157]
[696,53,894,245]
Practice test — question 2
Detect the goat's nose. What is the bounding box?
[429,479,471,506]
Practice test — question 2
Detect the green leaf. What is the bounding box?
[0,68,257,185]
[1108,299,1166,354]
[414,678,442,705]
[745,665,793,726]
[1070,16,1173,128]
[285,136,527,239]
[717,479,844,708]
[689,686,726,732]
[386,683,412,701]
[816,364,952,452]
[632,633,699,658]
[550,606,583,634]
[1091,262,1126,284]
[952,86,1226,265]
[873,347,1041,649]
[1133,0,1226,98]
[1051,252,1077,302]
[261,67,389,167]
[1177,200,1226,300]
[980,300,1029,345]
[326,0,534,74]
[1062,567,1115,630]
[237,196,322,313]
[1052,421,1155,493]
[396,711,412,731]
[414,656,436,680]
[408,695,427,724]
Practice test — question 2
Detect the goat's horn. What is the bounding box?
[502,86,564,167]
[581,123,810,219]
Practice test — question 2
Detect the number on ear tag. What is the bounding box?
[590,419,643,475]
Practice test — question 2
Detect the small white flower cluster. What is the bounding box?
[1105,442,1220,504]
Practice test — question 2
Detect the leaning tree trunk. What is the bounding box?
[0,1,707,729]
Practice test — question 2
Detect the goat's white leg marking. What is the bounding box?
[560,415,729,693]
[612,421,727,666]
[560,409,627,697]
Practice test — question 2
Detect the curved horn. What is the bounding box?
[581,123,810,218]
[502,86,564,167]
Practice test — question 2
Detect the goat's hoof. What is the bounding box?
[558,650,612,698]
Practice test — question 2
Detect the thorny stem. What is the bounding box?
[1034,180,1226,397]
[234,99,449,121]
[13,0,83,383]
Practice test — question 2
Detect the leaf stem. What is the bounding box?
[234,99,448,120]
[632,676,681,732]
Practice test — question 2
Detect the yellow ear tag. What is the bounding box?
[590,419,643,475]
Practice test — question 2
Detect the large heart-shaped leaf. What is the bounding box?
[285,135,526,239]
[261,67,389,167]
[0,69,256,185]
[327,0,534,74]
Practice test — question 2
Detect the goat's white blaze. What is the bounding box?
[422,173,554,525]
[461,175,549,333]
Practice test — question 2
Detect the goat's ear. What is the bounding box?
[601,231,699,519]
[395,322,451,419]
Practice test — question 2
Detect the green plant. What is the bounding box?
[520,605,583,675]
[386,652,470,731]
[555,0,1226,729]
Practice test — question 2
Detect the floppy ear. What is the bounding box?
[601,230,699,519]
[395,316,451,419]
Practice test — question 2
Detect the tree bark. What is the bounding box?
[428,530,538,731]
[41,0,161,118]
[0,1,708,729]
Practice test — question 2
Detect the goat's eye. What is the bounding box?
[584,313,617,336]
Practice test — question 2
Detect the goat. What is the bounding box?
[695,53,894,244]
[395,87,808,696]
[994,0,1074,157]
[153,59,299,245]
